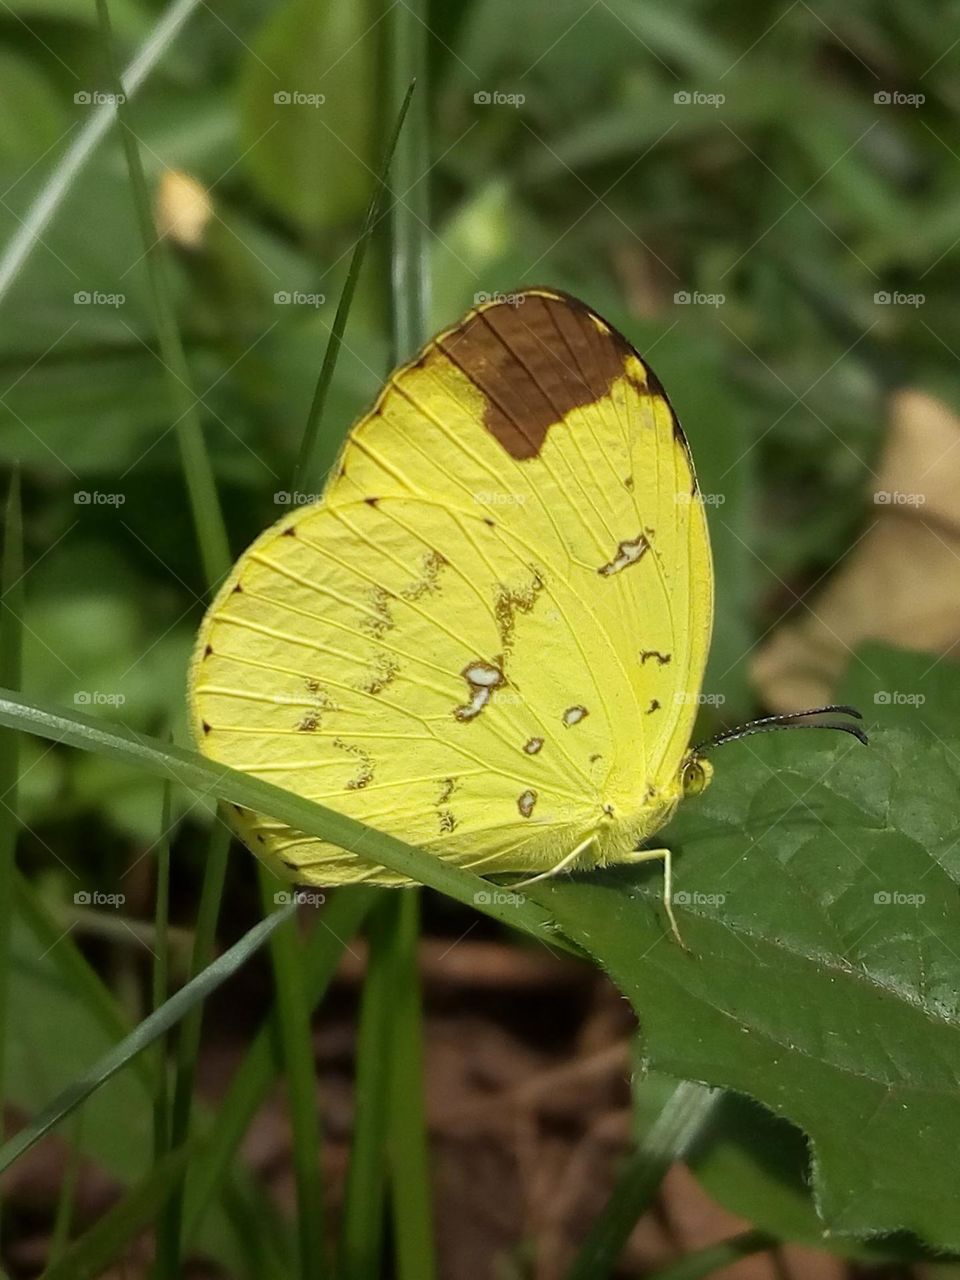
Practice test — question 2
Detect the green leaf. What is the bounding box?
[531,728,960,1250]
[839,642,958,740]
[238,0,377,232]
[40,1142,195,1280]
[0,903,295,1173]
[690,1093,944,1263]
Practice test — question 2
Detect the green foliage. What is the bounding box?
[1,0,958,1272]
[534,728,960,1248]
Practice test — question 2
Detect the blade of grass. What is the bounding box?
[339,897,396,1280]
[46,1112,85,1265]
[154,820,230,1277]
[565,1082,720,1280]
[380,9,435,1278]
[259,869,329,1280]
[0,901,296,1174]
[40,1141,197,1280]
[385,893,433,1280]
[151,781,173,1166]
[647,1229,779,1280]
[388,42,429,365]
[0,471,23,1250]
[0,690,581,951]
[0,0,204,304]
[93,0,230,589]
[184,889,376,1242]
[222,1178,293,1280]
[292,80,416,493]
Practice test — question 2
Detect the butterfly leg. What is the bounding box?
[620,847,687,950]
[507,836,595,890]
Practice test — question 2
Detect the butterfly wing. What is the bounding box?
[189,288,713,883]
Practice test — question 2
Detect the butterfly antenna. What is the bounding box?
[694,704,868,754]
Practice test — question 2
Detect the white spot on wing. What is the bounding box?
[598,533,649,577]
[455,661,504,721]
[518,789,537,818]
[524,737,544,754]
[563,705,588,727]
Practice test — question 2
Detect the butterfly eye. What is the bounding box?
[681,758,708,796]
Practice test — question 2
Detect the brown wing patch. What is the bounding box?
[434,291,630,460]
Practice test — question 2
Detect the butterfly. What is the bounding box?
[189,288,864,944]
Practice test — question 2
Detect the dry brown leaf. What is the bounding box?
[752,389,960,711]
[154,169,214,249]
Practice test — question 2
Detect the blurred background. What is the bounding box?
[1,0,958,1275]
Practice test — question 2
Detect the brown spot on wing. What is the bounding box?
[640,650,672,666]
[358,653,399,696]
[402,549,447,600]
[518,789,537,818]
[434,291,631,460]
[361,585,394,639]
[333,738,374,790]
[437,777,458,834]
[495,569,544,651]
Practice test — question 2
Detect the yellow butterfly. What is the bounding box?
[188,288,864,943]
